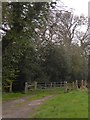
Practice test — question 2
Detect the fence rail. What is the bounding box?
[25,80,88,93]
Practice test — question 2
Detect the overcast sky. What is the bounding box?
[61,0,89,16]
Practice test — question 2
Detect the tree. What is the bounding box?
[2,2,51,91]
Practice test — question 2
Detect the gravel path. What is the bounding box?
[2,95,53,118]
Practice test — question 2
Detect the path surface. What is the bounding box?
[2,95,53,118]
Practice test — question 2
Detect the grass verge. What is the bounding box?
[2,88,63,102]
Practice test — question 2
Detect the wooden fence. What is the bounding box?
[25,80,88,93]
[3,80,87,93]
[25,81,65,93]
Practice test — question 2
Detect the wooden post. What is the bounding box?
[54,82,56,87]
[61,82,63,87]
[75,80,78,90]
[51,82,52,87]
[10,82,12,92]
[25,82,28,93]
[44,82,46,88]
[59,82,62,87]
[64,81,68,92]
[81,80,84,88]
[72,81,75,90]
[35,81,37,90]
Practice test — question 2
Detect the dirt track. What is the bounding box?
[2,95,53,118]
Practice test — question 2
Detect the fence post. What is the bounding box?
[45,82,47,88]
[61,82,63,87]
[10,82,12,92]
[51,82,52,87]
[75,80,78,89]
[81,80,84,88]
[59,82,62,87]
[64,81,68,92]
[35,82,37,90]
[25,82,28,93]
[72,81,75,90]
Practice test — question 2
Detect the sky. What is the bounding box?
[60,0,90,16]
